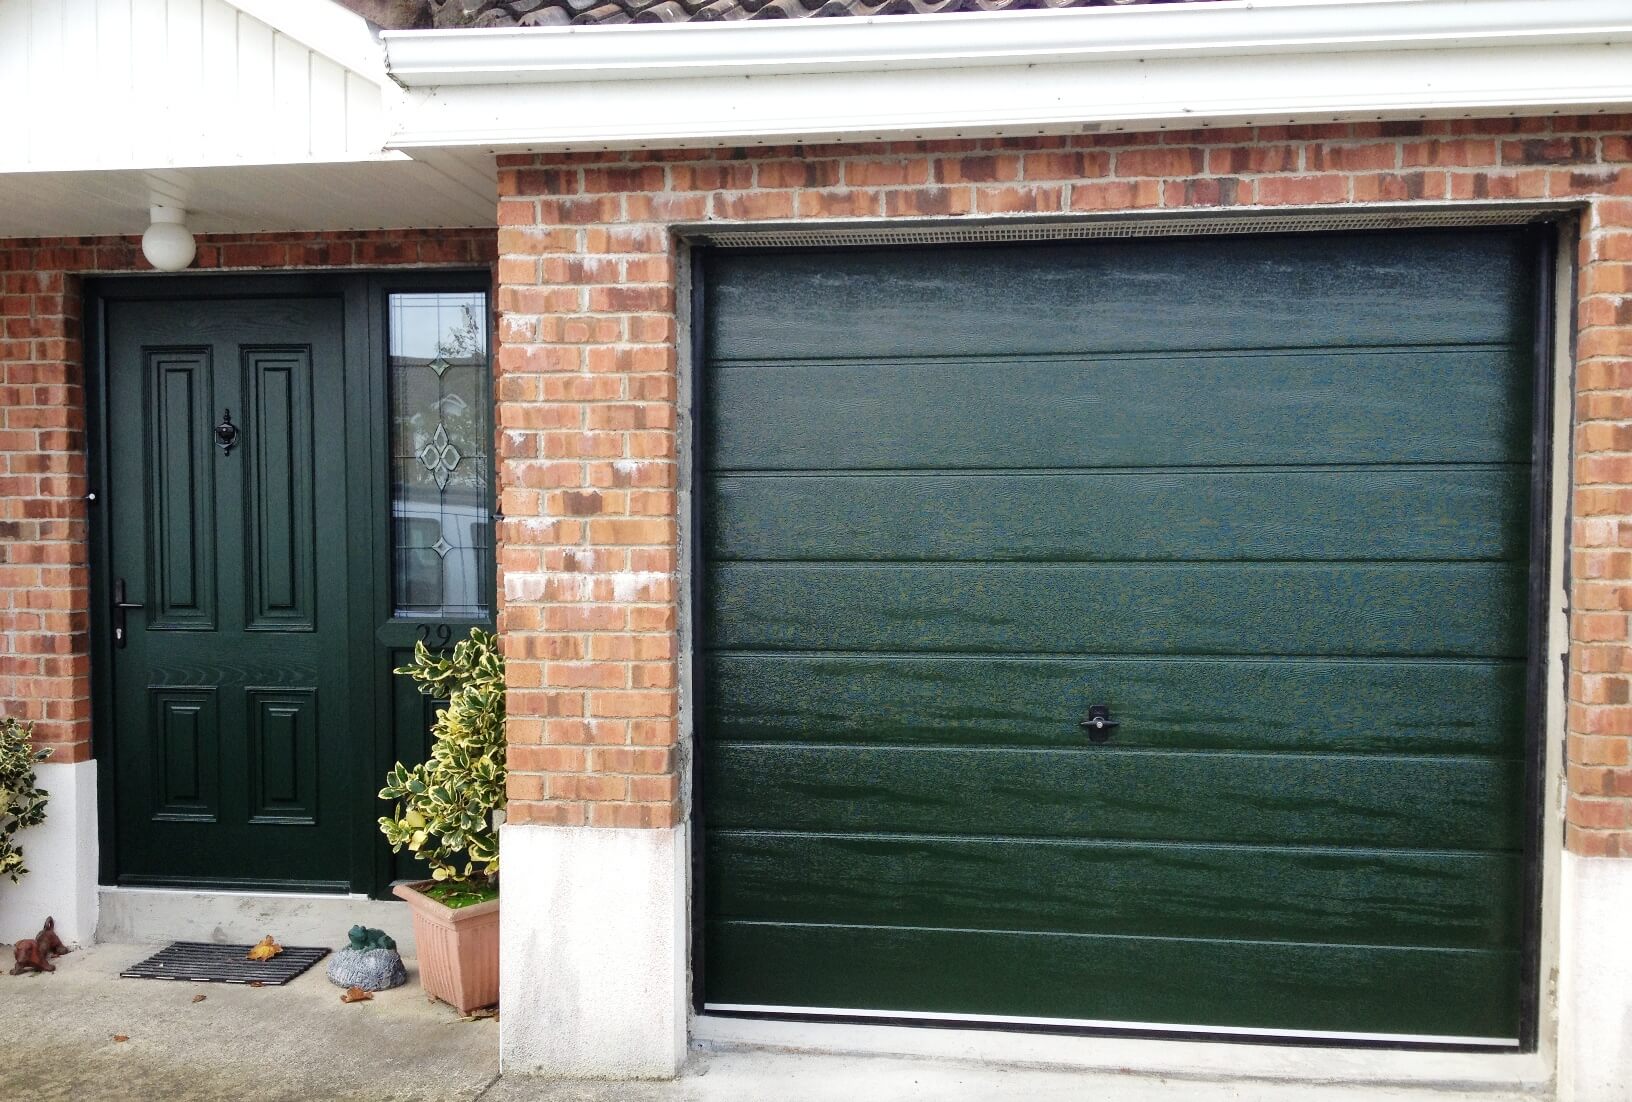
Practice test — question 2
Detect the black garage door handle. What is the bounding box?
[1079,705,1119,743]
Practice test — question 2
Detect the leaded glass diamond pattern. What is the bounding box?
[417,422,462,490]
[389,291,490,619]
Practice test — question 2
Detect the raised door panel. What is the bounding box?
[243,346,316,631]
[145,348,216,629]
[246,688,320,825]
[148,687,219,822]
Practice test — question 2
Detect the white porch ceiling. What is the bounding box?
[0,150,498,239]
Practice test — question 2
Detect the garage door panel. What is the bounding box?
[707,468,1528,562]
[707,351,1531,472]
[700,229,1541,1040]
[706,231,1535,363]
[707,833,1524,949]
[707,562,1527,658]
[705,746,1523,850]
[703,655,1526,755]
[703,920,1522,1040]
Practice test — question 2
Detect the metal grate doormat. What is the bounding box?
[120,942,329,986]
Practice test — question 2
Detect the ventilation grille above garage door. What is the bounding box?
[691,205,1566,248]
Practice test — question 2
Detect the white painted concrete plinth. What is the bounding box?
[499,822,687,1080]
[0,760,98,946]
[96,886,419,956]
[1559,851,1632,1102]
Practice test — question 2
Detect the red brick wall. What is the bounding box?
[493,116,1632,855]
[0,228,496,764]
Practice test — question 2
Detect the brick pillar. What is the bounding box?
[0,263,91,764]
[0,254,97,947]
[1569,189,1632,857]
[1561,182,1632,1102]
[493,161,687,1078]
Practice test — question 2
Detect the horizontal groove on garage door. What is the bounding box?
[705,562,1527,657]
[707,467,1529,562]
[698,227,1539,1040]
[703,234,1535,361]
[702,655,1526,755]
[705,833,1524,948]
[707,351,1532,471]
[704,746,1522,849]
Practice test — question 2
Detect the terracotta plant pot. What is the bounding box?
[392,881,500,1013]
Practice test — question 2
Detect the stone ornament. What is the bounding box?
[326,925,407,992]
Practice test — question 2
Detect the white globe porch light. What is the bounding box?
[141,206,196,272]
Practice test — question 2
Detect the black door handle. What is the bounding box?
[1079,704,1120,743]
[112,578,144,649]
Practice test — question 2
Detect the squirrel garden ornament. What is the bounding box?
[10,916,69,976]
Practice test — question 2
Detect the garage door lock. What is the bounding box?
[1079,705,1120,743]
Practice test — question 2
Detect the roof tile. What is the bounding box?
[345,0,1212,30]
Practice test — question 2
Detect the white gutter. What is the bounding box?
[381,0,1632,151]
[384,0,1632,84]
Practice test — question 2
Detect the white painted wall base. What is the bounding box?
[96,887,418,956]
[499,822,687,1079]
[1558,852,1632,1101]
[0,760,99,947]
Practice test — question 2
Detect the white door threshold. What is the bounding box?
[96,886,417,956]
[691,1015,1552,1095]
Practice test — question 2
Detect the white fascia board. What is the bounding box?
[382,0,1632,86]
[234,0,391,86]
[389,39,1632,153]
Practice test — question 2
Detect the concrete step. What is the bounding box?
[96,886,418,956]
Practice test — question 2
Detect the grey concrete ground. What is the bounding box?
[0,943,1545,1102]
[491,1050,1545,1102]
[0,942,497,1102]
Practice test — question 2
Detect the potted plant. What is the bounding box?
[379,628,505,1013]
[1,716,51,886]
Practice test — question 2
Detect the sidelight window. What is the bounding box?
[387,291,491,619]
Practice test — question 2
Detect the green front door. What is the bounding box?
[106,297,352,889]
[699,228,1546,1043]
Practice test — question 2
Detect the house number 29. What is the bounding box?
[415,624,454,647]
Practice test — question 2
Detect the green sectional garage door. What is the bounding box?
[698,228,1545,1044]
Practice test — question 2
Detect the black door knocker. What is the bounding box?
[1079,704,1120,744]
[214,409,240,455]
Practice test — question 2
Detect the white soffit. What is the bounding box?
[0,0,395,173]
[381,0,1632,152]
[0,153,499,238]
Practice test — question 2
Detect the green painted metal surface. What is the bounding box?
[699,229,1542,1039]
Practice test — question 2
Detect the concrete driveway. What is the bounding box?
[0,943,1546,1102]
[0,942,497,1102]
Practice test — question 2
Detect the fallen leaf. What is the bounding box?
[112,1035,128,1043]
[466,1007,498,1021]
[247,981,265,988]
[191,994,206,1004]
[245,935,283,962]
[340,986,373,1004]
